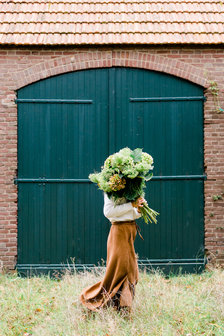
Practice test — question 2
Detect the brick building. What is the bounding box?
[0,0,223,274]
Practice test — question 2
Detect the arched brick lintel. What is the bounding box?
[13,50,209,90]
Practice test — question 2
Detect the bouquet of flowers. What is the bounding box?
[89,147,159,224]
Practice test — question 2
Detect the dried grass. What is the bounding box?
[0,264,224,336]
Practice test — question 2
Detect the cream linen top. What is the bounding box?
[103,192,141,222]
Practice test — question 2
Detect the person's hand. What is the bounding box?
[132,197,145,213]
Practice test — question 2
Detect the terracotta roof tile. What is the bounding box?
[0,0,223,45]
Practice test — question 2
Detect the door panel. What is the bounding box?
[111,67,205,267]
[17,69,110,268]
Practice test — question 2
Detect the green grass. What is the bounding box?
[0,265,224,336]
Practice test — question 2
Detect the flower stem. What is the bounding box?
[140,203,159,224]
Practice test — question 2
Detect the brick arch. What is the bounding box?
[13,50,209,90]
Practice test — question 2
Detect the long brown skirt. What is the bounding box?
[80,220,139,311]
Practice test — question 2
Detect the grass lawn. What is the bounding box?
[0,265,224,336]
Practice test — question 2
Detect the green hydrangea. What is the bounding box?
[89,147,154,193]
[104,155,113,169]
[142,152,153,167]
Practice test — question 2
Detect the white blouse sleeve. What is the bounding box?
[103,193,134,218]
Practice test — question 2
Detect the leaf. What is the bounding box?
[131,148,142,163]
[144,172,153,181]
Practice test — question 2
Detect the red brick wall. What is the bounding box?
[0,46,223,271]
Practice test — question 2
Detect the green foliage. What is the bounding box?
[212,194,222,201]
[209,80,223,114]
[107,177,145,202]
[131,148,143,163]
[209,80,219,96]
[142,172,153,181]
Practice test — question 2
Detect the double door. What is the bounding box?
[16,67,205,274]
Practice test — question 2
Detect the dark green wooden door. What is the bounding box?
[16,67,205,275]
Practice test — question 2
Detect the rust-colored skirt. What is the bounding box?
[80,220,139,311]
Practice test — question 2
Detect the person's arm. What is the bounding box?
[103,193,135,218]
[132,206,142,219]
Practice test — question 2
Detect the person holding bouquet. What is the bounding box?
[80,148,159,314]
